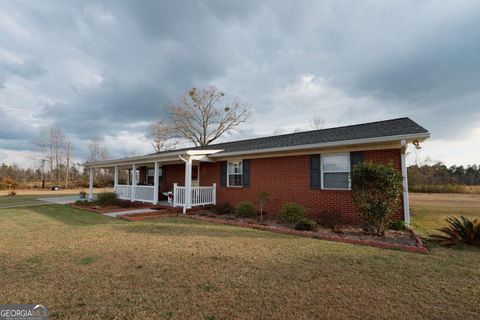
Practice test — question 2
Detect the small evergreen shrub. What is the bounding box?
[351,162,404,236]
[94,192,119,206]
[279,203,306,224]
[236,201,256,218]
[316,209,342,231]
[295,218,319,232]
[214,203,234,215]
[389,220,408,231]
[79,191,87,199]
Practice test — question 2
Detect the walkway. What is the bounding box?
[104,208,159,218]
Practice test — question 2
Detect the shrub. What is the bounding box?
[295,218,319,232]
[431,216,480,247]
[351,162,404,236]
[79,191,87,199]
[214,202,234,215]
[389,220,408,231]
[256,191,271,221]
[279,203,306,224]
[94,192,119,206]
[235,201,256,218]
[316,209,342,232]
[75,200,87,205]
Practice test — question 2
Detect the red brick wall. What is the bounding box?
[163,148,405,224]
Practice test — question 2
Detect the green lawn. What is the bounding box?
[0,196,478,319]
[0,194,57,207]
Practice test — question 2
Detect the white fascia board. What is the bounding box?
[186,149,224,155]
[209,133,430,158]
[85,149,224,168]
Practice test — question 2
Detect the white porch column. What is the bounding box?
[153,161,159,205]
[131,163,136,202]
[114,165,119,193]
[400,140,410,225]
[88,167,94,201]
[183,156,192,214]
[212,183,216,205]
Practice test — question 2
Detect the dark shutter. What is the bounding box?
[350,151,364,172]
[220,161,227,187]
[310,154,321,189]
[242,160,250,188]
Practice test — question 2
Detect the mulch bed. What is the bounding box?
[68,200,161,214]
[186,212,428,254]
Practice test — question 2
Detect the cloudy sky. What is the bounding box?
[1,0,479,167]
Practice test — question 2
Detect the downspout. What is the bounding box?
[400,140,410,225]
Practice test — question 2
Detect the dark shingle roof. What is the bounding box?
[156,117,428,155]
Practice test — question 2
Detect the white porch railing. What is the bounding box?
[134,185,155,202]
[116,184,131,200]
[173,183,216,209]
[115,184,155,203]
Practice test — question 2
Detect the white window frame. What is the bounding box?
[321,153,351,190]
[227,160,243,188]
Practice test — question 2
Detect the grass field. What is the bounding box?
[0,194,478,319]
[410,192,480,236]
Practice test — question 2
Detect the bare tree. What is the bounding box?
[88,137,110,162]
[149,121,176,152]
[35,124,67,183]
[169,87,249,146]
[309,116,325,130]
[87,137,112,187]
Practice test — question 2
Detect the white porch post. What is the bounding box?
[183,156,192,214]
[88,167,94,201]
[153,161,159,205]
[212,183,216,205]
[114,165,118,193]
[400,140,410,225]
[131,163,136,202]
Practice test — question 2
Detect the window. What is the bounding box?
[227,160,243,187]
[321,153,350,189]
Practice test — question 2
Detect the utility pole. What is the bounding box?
[65,141,71,189]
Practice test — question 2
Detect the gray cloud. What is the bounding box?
[0,0,479,165]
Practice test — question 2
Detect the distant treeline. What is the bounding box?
[408,163,480,193]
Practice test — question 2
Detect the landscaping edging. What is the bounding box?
[186,215,429,254]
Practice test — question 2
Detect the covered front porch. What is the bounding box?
[86,150,220,213]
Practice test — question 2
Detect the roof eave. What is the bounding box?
[85,149,224,168]
[209,132,430,158]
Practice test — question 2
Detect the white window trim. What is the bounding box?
[321,153,351,190]
[227,160,243,188]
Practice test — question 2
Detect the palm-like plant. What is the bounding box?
[432,216,480,246]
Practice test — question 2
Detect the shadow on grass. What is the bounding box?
[30,204,116,226]
[115,217,295,239]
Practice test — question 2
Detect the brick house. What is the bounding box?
[86,118,429,224]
